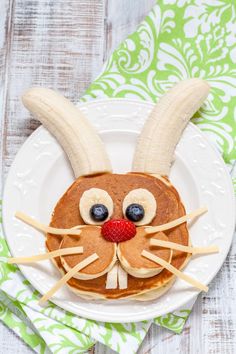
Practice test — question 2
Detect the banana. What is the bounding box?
[79,188,113,225]
[132,79,210,176]
[123,188,157,225]
[22,88,112,178]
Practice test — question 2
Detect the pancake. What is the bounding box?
[60,226,116,280]
[117,230,172,278]
[46,173,189,299]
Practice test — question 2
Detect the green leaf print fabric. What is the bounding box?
[82,0,236,168]
[0,291,47,353]
[0,1,235,353]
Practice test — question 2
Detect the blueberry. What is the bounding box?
[90,204,109,222]
[125,203,144,222]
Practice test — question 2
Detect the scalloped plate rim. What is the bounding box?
[2,98,235,323]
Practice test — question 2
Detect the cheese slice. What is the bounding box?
[141,250,208,292]
[15,211,82,236]
[145,207,207,235]
[118,265,128,289]
[150,238,219,254]
[8,246,83,264]
[106,263,118,289]
[39,253,99,304]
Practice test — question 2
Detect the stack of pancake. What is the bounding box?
[47,173,190,300]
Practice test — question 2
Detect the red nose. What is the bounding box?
[101,219,136,243]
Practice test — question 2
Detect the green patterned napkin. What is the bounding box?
[1,1,236,353]
[82,1,236,166]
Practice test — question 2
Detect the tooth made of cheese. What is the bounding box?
[22,88,112,177]
[118,265,128,289]
[106,263,118,289]
[132,79,210,176]
[105,264,128,290]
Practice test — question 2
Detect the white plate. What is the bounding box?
[2,99,235,323]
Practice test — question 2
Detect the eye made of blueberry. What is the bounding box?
[90,204,108,222]
[125,203,144,222]
[79,188,113,225]
[123,188,157,226]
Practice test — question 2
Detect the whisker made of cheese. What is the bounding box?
[150,238,219,255]
[8,246,84,264]
[15,211,83,236]
[144,207,208,235]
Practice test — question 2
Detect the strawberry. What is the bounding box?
[101,219,136,243]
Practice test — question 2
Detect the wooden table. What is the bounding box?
[0,1,235,353]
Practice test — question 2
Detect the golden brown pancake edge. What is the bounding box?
[46,173,190,299]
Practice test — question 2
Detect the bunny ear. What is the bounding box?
[22,88,112,178]
[132,79,210,176]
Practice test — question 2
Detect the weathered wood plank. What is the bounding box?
[0,0,13,182]
[104,0,155,60]
[0,0,30,347]
[0,3,33,354]
[1,1,236,353]
[2,0,104,178]
[0,320,35,354]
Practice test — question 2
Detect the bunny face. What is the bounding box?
[47,172,189,299]
[22,79,210,300]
